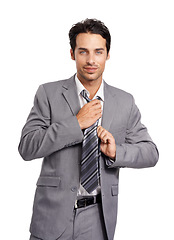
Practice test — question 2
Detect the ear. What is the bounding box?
[106,51,110,60]
[70,49,75,60]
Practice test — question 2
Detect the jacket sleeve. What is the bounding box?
[109,96,159,169]
[18,85,84,161]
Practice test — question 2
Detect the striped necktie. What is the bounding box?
[80,90,100,193]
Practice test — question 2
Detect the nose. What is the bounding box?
[86,53,95,65]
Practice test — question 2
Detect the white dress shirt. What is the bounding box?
[75,74,104,197]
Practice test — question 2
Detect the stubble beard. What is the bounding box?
[78,69,103,83]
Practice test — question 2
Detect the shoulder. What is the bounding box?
[42,75,74,90]
[104,81,136,116]
[38,75,75,96]
[104,81,134,102]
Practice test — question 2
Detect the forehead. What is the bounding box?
[75,33,106,49]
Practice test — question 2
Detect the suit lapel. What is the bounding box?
[62,76,81,116]
[101,82,116,131]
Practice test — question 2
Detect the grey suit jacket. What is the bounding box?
[18,75,158,240]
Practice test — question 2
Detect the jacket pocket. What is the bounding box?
[36,176,61,187]
[111,184,118,196]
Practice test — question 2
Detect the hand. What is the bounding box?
[76,99,102,129]
[97,126,116,159]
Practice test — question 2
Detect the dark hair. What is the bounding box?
[69,18,111,55]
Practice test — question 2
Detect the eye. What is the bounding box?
[80,51,86,54]
[96,51,103,55]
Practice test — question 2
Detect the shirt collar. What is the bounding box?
[75,74,104,101]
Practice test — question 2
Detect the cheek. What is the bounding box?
[98,59,106,69]
[96,55,107,66]
[75,57,85,68]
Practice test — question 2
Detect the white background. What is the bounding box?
[0,0,174,239]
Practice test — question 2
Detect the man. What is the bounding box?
[18,19,159,240]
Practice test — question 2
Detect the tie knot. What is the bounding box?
[81,90,101,102]
[80,90,91,102]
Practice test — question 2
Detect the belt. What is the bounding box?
[74,194,101,209]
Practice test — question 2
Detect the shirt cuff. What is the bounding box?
[105,156,116,167]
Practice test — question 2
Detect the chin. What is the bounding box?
[84,73,102,81]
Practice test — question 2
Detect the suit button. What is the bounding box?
[71,187,77,192]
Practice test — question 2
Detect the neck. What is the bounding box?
[77,74,102,99]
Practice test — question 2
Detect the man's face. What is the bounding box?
[71,33,110,83]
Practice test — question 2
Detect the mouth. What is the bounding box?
[83,66,98,73]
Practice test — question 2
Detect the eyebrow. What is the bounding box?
[95,48,105,51]
[78,48,88,51]
[78,48,105,51]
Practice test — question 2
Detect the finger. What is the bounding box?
[100,132,108,143]
[91,105,102,113]
[97,126,114,143]
[97,126,112,137]
[85,101,101,112]
[97,125,102,135]
[97,126,105,135]
[97,126,107,140]
[98,128,106,138]
[89,99,102,106]
[92,112,102,123]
